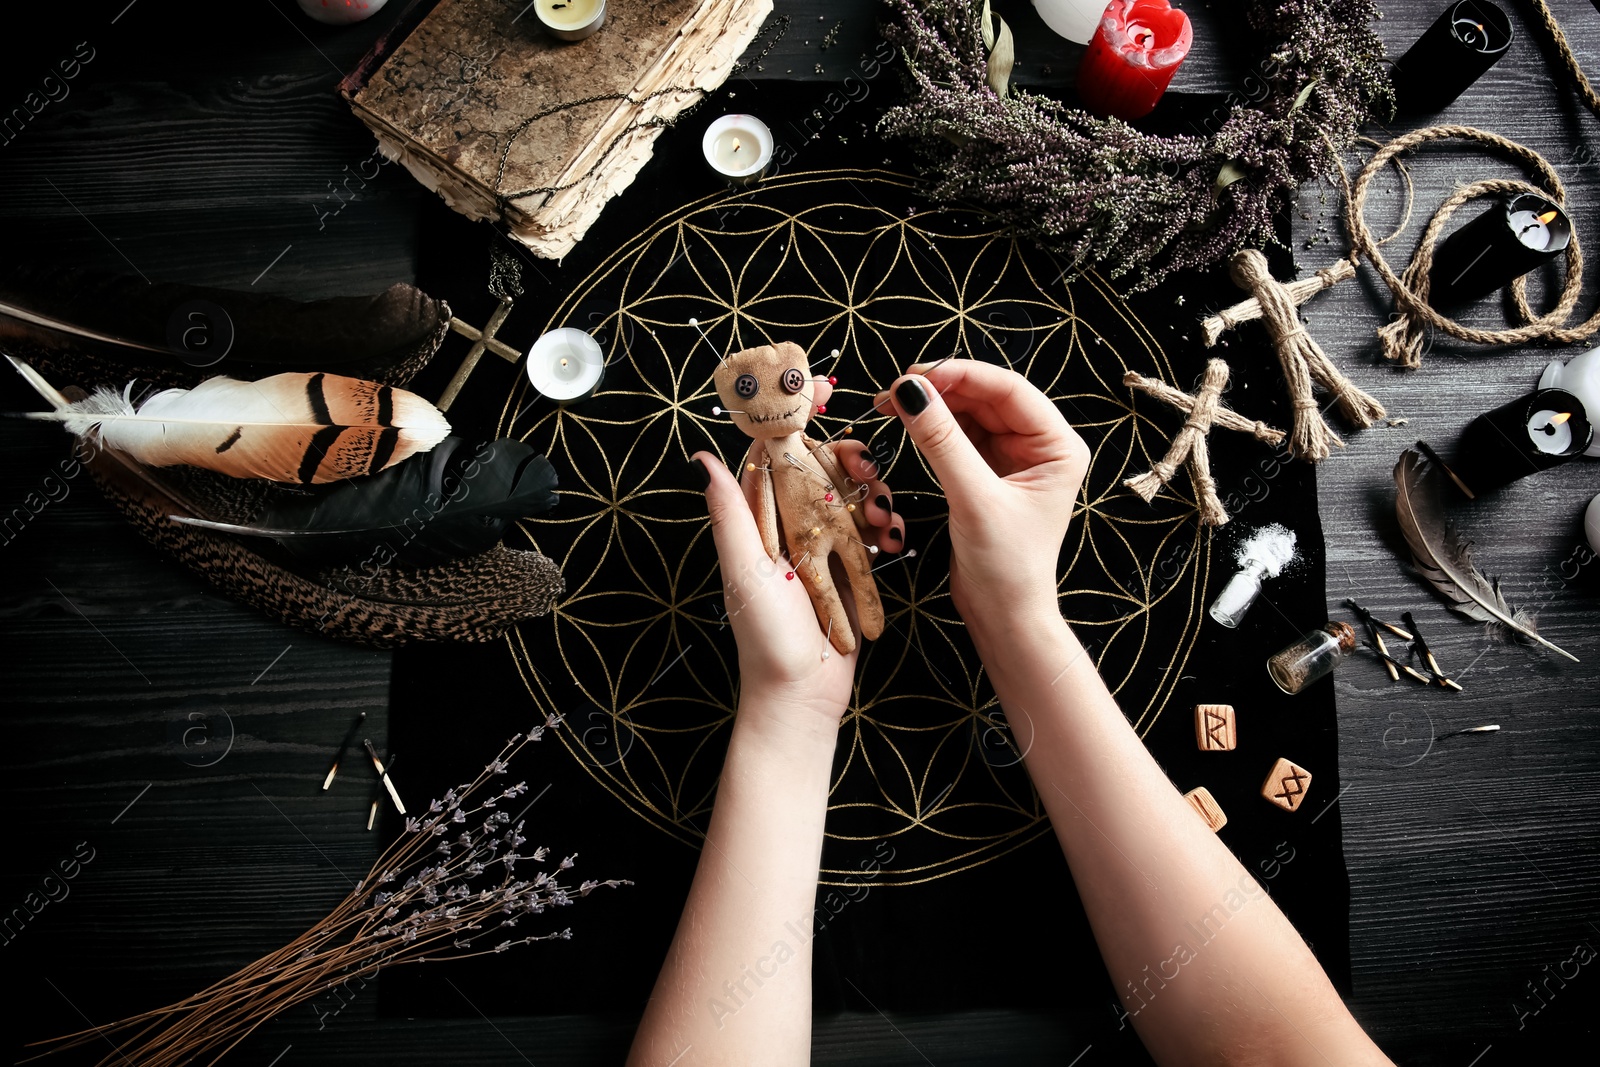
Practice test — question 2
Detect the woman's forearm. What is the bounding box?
[627,701,838,1067]
[971,606,1391,1067]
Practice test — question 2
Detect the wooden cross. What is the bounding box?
[436,300,523,411]
[1123,358,1286,527]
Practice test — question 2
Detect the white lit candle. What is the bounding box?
[1539,346,1600,457]
[1527,408,1575,455]
[702,114,773,184]
[535,0,606,42]
[527,328,605,403]
[1033,0,1113,45]
[1509,206,1559,251]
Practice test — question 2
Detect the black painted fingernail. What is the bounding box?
[889,527,902,542]
[689,457,710,490]
[896,377,929,415]
[875,494,890,513]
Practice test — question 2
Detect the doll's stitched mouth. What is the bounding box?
[745,404,801,424]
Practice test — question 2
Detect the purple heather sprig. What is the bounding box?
[878,0,1393,289]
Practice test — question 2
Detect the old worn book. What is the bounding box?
[341,0,771,259]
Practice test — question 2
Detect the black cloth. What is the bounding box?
[385,82,1348,1046]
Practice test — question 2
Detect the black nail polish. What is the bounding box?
[875,494,890,513]
[896,377,929,415]
[689,457,710,490]
[889,527,902,542]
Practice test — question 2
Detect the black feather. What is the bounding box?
[171,437,558,566]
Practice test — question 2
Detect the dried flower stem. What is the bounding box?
[878,0,1393,289]
[27,716,628,1067]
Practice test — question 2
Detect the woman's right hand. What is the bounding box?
[875,361,1088,637]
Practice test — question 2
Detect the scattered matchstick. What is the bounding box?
[322,711,367,790]
[364,739,406,814]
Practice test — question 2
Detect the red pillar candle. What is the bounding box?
[1076,0,1193,121]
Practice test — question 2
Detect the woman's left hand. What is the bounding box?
[691,438,900,729]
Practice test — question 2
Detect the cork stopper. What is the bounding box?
[1326,619,1357,653]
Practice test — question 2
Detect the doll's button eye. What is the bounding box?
[734,373,759,399]
[781,367,805,394]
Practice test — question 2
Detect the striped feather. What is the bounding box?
[10,358,450,484]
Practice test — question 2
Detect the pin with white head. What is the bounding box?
[688,317,726,368]
[872,548,918,572]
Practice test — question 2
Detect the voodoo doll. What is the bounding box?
[714,341,885,655]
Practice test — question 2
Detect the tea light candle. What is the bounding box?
[702,115,773,184]
[527,328,605,403]
[1391,1,1512,113]
[1076,0,1192,121]
[1033,0,1113,46]
[1538,346,1600,457]
[1428,193,1571,307]
[1450,388,1594,496]
[535,0,606,42]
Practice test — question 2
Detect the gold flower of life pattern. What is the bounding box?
[494,169,1210,886]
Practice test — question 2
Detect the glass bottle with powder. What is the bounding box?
[1268,621,1357,695]
[1209,524,1298,628]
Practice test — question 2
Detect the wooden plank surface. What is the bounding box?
[1,2,1597,1065]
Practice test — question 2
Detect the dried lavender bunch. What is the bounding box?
[878,0,1393,289]
[30,715,627,1067]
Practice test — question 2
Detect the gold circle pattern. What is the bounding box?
[495,170,1210,885]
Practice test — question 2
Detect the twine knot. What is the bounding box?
[1224,249,1385,461]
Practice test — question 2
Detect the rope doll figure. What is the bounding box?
[713,341,885,655]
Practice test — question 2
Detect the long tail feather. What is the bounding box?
[8,358,450,484]
[1394,446,1577,662]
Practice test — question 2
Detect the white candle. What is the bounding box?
[535,0,606,42]
[1033,0,1112,45]
[1586,492,1600,555]
[1540,346,1600,457]
[1527,408,1575,455]
[1509,208,1558,251]
[527,328,605,403]
[702,115,773,184]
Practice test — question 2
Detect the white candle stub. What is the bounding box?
[1527,408,1575,454]
[535,0,606,41]
[1539,346,1600,457]
[1510,208,1558,252]
[702,115,773,183]
[528,328,605,402]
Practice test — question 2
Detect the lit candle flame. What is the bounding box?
[560,358,569,367]
[1550,411,1572,426]
[1538,209,1558,225]
[732,137,741,154]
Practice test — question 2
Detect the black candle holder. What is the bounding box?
[1392,0,1513,114]
[1450,387,1593,497]
[1428,193,1572,308]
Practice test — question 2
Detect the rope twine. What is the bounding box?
[1340,124,1597,369]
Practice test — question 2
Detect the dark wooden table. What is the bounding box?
[2,2,1597,1064]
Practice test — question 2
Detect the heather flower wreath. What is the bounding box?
[879,0,1393,288]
